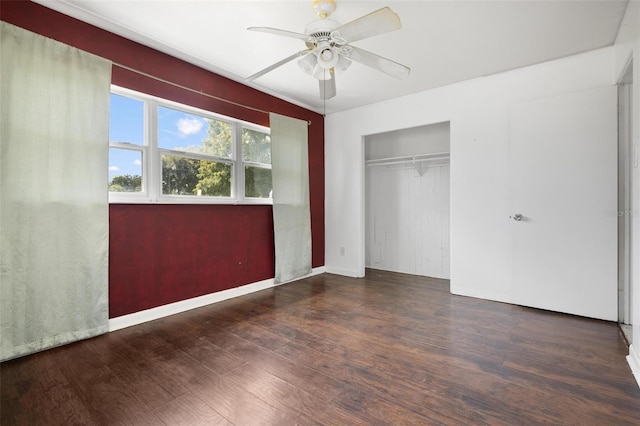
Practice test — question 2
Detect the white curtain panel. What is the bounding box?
[0,22,111,360]
[270,113,312,284]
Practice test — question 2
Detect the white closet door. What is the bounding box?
[509,85,617,320]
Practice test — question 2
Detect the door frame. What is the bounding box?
[618,59,634,325]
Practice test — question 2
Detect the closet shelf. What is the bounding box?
[365,153,450,176]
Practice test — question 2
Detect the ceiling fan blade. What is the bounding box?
[348,46,410,79]
[246,49,312,81]
[334,7,401,44]
[248,27,311,41]
[319,69,336,100]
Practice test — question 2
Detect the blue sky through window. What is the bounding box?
[109,93,143,180]
[158,106,209,151]
[108,148,141,179]
[109,94,143,145]
[108,94,210,181]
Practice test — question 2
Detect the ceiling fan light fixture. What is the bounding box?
[335,55,352,72]
[298,53,317,75]
[315,41,339,69]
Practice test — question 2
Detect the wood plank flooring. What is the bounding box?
[2,270,639,425]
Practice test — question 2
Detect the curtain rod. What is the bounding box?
[112,62,312,126]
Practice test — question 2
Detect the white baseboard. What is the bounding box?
[109,266,326,332]
[627,344,640,389]
[325,266,363,278]
[450,284,513,305]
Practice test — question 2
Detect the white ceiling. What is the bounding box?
[35,0,629,114]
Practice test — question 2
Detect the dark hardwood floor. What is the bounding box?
[2,270,640,425]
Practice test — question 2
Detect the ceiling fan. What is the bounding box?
[246,0,410,100]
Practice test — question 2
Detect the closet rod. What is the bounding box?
[113,62,312,126]
[365,153,450,167]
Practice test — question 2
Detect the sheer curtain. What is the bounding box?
[270,113,312,284]
[0,22,111,360]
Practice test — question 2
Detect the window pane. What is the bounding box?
[162,154,231,197]
[158,106,232,159]
[242,128,271,164]
[245,166,272,198]
[110,93,144,145]
[109,148,143,192]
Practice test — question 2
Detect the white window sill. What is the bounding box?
[108,195,273,206]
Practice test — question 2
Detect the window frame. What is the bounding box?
[108,89,148,201]
[108,85,272,205]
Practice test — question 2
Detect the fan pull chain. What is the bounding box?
[323,68,326,116]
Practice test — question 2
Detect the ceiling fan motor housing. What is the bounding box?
[305,18,340,42]
[305,17,342,71]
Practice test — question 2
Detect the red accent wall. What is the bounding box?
[1,1,325,318]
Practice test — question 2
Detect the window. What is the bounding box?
[108,93,145,193]
[242,127,272,198]
[108,87,272,203]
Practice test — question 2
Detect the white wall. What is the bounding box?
[613,0,640,382]
[325,46,616,297]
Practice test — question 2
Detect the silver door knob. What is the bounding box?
[510,213,523,221]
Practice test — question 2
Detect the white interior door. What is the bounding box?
[509,85,618,321]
